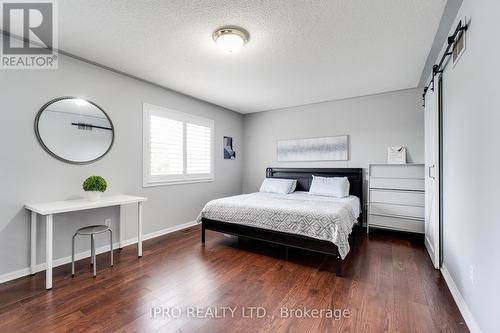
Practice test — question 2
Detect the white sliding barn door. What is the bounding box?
[424,74,441,269]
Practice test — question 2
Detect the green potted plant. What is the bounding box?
[83,176,107,201]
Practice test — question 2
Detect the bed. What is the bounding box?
[199,168,363,275]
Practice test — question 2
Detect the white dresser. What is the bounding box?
[367,164,425,234]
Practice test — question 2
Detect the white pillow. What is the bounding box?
[309,176,350,198]
[259,178,297,194]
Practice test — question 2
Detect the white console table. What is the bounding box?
[25,194,147,289]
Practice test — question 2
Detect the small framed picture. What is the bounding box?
[224,136,236,159]
[387,146,406,164]
[452,17,467,68]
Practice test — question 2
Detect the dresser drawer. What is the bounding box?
[370,177,424,191]
[368,214,424,233]
[369,189,424,206]
[369,164,424,179]
[369,203,424,219]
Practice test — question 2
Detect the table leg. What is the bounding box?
[30,211,37,275]
[119,205,123,250]
[138,202,143,258]
[45,214,53,290]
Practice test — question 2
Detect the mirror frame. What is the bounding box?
[34,96,115,165]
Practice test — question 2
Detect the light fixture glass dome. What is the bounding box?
[213,27,248,53]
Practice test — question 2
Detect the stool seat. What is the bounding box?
[76,225,110,235]
[72,225,113,278]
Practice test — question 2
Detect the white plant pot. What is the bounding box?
[86,191,102,202]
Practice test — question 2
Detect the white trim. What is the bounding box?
[143,178,215,187]
[441,265,483,333]
[0,220,197,284]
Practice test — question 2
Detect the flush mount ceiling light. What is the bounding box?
[213,27,249,53]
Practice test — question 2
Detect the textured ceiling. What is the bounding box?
[56,0,447,113]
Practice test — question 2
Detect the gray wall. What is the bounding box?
[242,88,425,197]
[432,0,500,331]
[0,54,243,276]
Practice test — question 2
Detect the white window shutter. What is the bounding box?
[187,123,211,175]
[143,103,214,186]
[149,115,183,176]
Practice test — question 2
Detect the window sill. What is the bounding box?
[143,178,215,188]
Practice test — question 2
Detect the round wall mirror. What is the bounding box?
[34,97,114,164]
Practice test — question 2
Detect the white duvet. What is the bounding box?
[198,191,360,259]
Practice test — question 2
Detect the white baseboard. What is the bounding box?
[441,265,482,333]
[119,220,197,248]
[0,220,198,284]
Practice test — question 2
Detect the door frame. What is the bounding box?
[438,74,444,267]
[425,72,442,269]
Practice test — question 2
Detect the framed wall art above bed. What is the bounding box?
[276,136,349,162]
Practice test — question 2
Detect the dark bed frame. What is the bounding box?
[201,167,364,276]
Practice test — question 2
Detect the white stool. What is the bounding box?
[72,225,113,278]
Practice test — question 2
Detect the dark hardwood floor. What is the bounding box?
[0,226,468,333]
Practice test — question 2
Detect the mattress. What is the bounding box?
[198,191,360,259]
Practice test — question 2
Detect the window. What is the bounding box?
[143,103,214,186]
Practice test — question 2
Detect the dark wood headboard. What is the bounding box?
[266,167,364,203]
